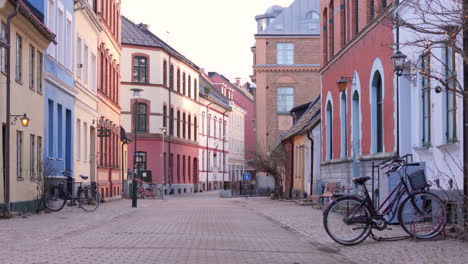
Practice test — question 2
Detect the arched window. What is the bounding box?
[188,114,192,140]
[219,119,222,139]
[188,75,192,97]
[163,60,167,87]
[208,114,211,137]
[182,112,186,138]
[371,71,383,153]
[194,79,197,98]
[169,64,174,90]
[340,93,347,158]
[182,72,186,95]
[326,101,333,160]
[163,105,167,128]
[177,69,180,93]
[323,8,328,62]
[352,91,360,157]
[169,107,174,136]
[177,110,181,137]
[305,11,319,23]
[202,112,205,134]
[328,1,334,57]
[132,56,148,83]
[194,117,197,141]
[134,102,147,133]
[214,117,217,138]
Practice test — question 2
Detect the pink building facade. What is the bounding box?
[121,17,200,194]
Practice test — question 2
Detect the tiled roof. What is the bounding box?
[12,0,56,43]
[280,96,321,143]
[121,16,199,70]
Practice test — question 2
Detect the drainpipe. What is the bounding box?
[307,131,314,196]
[3,1,19,215]
[222,109,228,190]
[289,138,294,199]
[206,101,212,191]
[168,54,172,194]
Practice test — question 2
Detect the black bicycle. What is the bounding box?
[44,173,100,212]
[323,157,446,246]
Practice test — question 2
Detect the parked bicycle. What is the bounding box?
[323,157,446,246]
[44,172,100,212]
[136,178,162,199]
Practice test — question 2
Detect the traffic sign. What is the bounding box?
[243,172,251,181]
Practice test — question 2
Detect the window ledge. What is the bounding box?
[47,156,54,160]
[16,177,24,181]
[15,79,23,85]
[435,140,460,149]
[57,158,63,161]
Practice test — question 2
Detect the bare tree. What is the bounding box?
[34,159,57,213]
[249,145,288,199]
[391,0,465,97]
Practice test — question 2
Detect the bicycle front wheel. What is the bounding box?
[323,197,372,246]
[153,187,162,199]
[398,192,446,239]
[44,186,66,212]
[79,188,100,212]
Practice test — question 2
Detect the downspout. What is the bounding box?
[307,131,314,196]
[3,1,19,215]
[289,138,294,199]
[168,54,172,194]
[206,101,212,191]
[222,109,228,190]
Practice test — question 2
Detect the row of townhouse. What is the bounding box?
[120,17,255,195]
[252,0,464,216]
[0,0,125,213]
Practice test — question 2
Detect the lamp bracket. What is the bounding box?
[10,114,27,126]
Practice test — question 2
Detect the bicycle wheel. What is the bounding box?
[323,197,372,246]
[153,187,161,199]
[44,186,67,212]
[398,192,446,239]
[78,188,100,212]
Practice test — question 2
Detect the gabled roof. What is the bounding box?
[280,96,321,143]
[121,16,199,71]
[257,0,320,36]
[199,75,231,111]
[208,72,254,102]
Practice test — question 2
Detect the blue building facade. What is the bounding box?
[29,0,76,177]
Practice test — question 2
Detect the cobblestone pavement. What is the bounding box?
[243,197,468,264]
[0,192,353,264]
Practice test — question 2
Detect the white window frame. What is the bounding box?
[47,0,56,57]
[277,43,294,65]
[83,43,89,84]
[277,87,294,113]
[76,119,81,160]
[37,51,43,93]
[15,34,22,82]
[30,134,36,180]
[29,44,35,90]
[76,36,82,79]
[57,2,64,64]
[17,130,23,179]
[91,53,97,91]
[66,12,73,70]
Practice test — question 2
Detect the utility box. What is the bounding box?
[140,170,152,183]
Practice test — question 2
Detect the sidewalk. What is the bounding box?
[243,197,468,264]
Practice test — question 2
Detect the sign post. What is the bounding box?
[243,172,251,199]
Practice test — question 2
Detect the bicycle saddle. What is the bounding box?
[80,175,89,180]
[352,176,371,185]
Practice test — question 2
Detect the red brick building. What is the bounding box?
[320,0,396,190]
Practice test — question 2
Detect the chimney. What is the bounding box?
[139,23,150,30]
[235,77,242,87]
[200,68,206,75]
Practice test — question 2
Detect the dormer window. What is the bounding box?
[305,11,319,23]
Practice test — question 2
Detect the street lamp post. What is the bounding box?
[160,127,167,200]
[130,88,143,208]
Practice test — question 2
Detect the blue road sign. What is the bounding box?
[243,173,251,181]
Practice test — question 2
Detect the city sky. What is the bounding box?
[121,0,294,83]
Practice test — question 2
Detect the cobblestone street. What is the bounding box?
[0,192,466,264]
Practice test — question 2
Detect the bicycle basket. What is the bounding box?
[407,168,428,190]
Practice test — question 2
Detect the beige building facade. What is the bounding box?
[73,3,102,186]
[0,1,55,212]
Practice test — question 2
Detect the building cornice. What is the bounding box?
[253,64,320,72]
[45,72,77,97]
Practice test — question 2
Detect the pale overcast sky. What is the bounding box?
[121,0,294,83]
